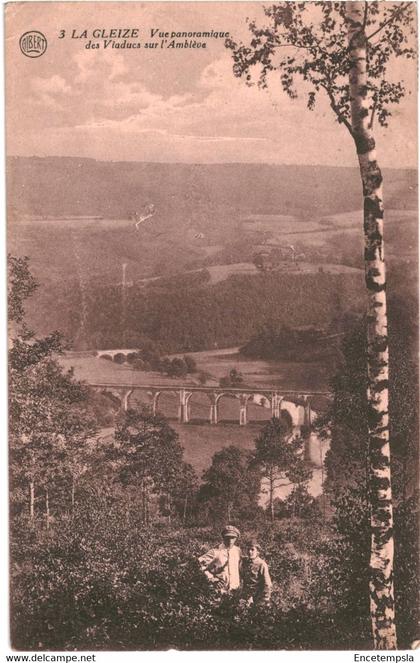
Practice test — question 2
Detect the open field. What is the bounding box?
[59,354,187,387]
[243,213,298,225]
[241,207,418,251]
[204,262,257,282]
[174,347,331,392]
[203,262,363,281]
[59,345,332,393]
[240,211,358,244]
[323,208,417,225]
[136,261,363,289]
[12,216,134,230]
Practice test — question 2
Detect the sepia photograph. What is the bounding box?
[6,0,419,652]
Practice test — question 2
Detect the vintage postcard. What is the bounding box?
[6,0,419,653]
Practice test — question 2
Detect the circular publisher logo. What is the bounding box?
[19,31,47,58]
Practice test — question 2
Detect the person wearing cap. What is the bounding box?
[242,540,272,606]
[198,525,241,593]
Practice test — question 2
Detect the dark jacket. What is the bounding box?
[242,556,272,603]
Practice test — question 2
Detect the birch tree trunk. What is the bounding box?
[346,2,396,649]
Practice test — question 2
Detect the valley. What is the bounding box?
[10,156,417,498]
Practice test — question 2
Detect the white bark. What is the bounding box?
[347,2,396,650]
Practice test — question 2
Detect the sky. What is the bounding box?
[5,1,418,166]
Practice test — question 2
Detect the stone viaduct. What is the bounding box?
[96,349,139,360]
[89,382,330,428]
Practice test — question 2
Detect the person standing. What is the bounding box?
[242,540,272,605]
[198,525,241,593]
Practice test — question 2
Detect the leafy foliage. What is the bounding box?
[323,294,418,500]
[11,512,375,651]
[317,295,419,645]
[103,408,189,523]
[113,344,197,378]
[226,2,415,132]
[251,415,312,521]
[9,255,97,522]
[9,255,418,650]
[241,322,330,361]
[71,271,365,351]
[219,368,244,387]
[198,446,261,524]
[8,254,38,326]
[281,484,321,520]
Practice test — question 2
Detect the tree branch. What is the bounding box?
[366,3,411,41]
[363,1,369,31]
[321,82,354,137]
[272,478,292,488]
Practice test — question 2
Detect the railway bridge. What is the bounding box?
[89,382,330,428]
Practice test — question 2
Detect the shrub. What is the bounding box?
[10,507,373,651]
[183,355,197,373]
[219,369,244,388]
[140,346,162,370]
[161,357,188,378]
[197,371,211,385]
[283,485,322,520]
[126,352,139,364]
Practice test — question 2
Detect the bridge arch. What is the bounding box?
[152,390,179,420]
[215,392,253,425]
[215,391,237,424]
[184,391,210,423]
[91,386,134,412]
[247,394,273,424]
